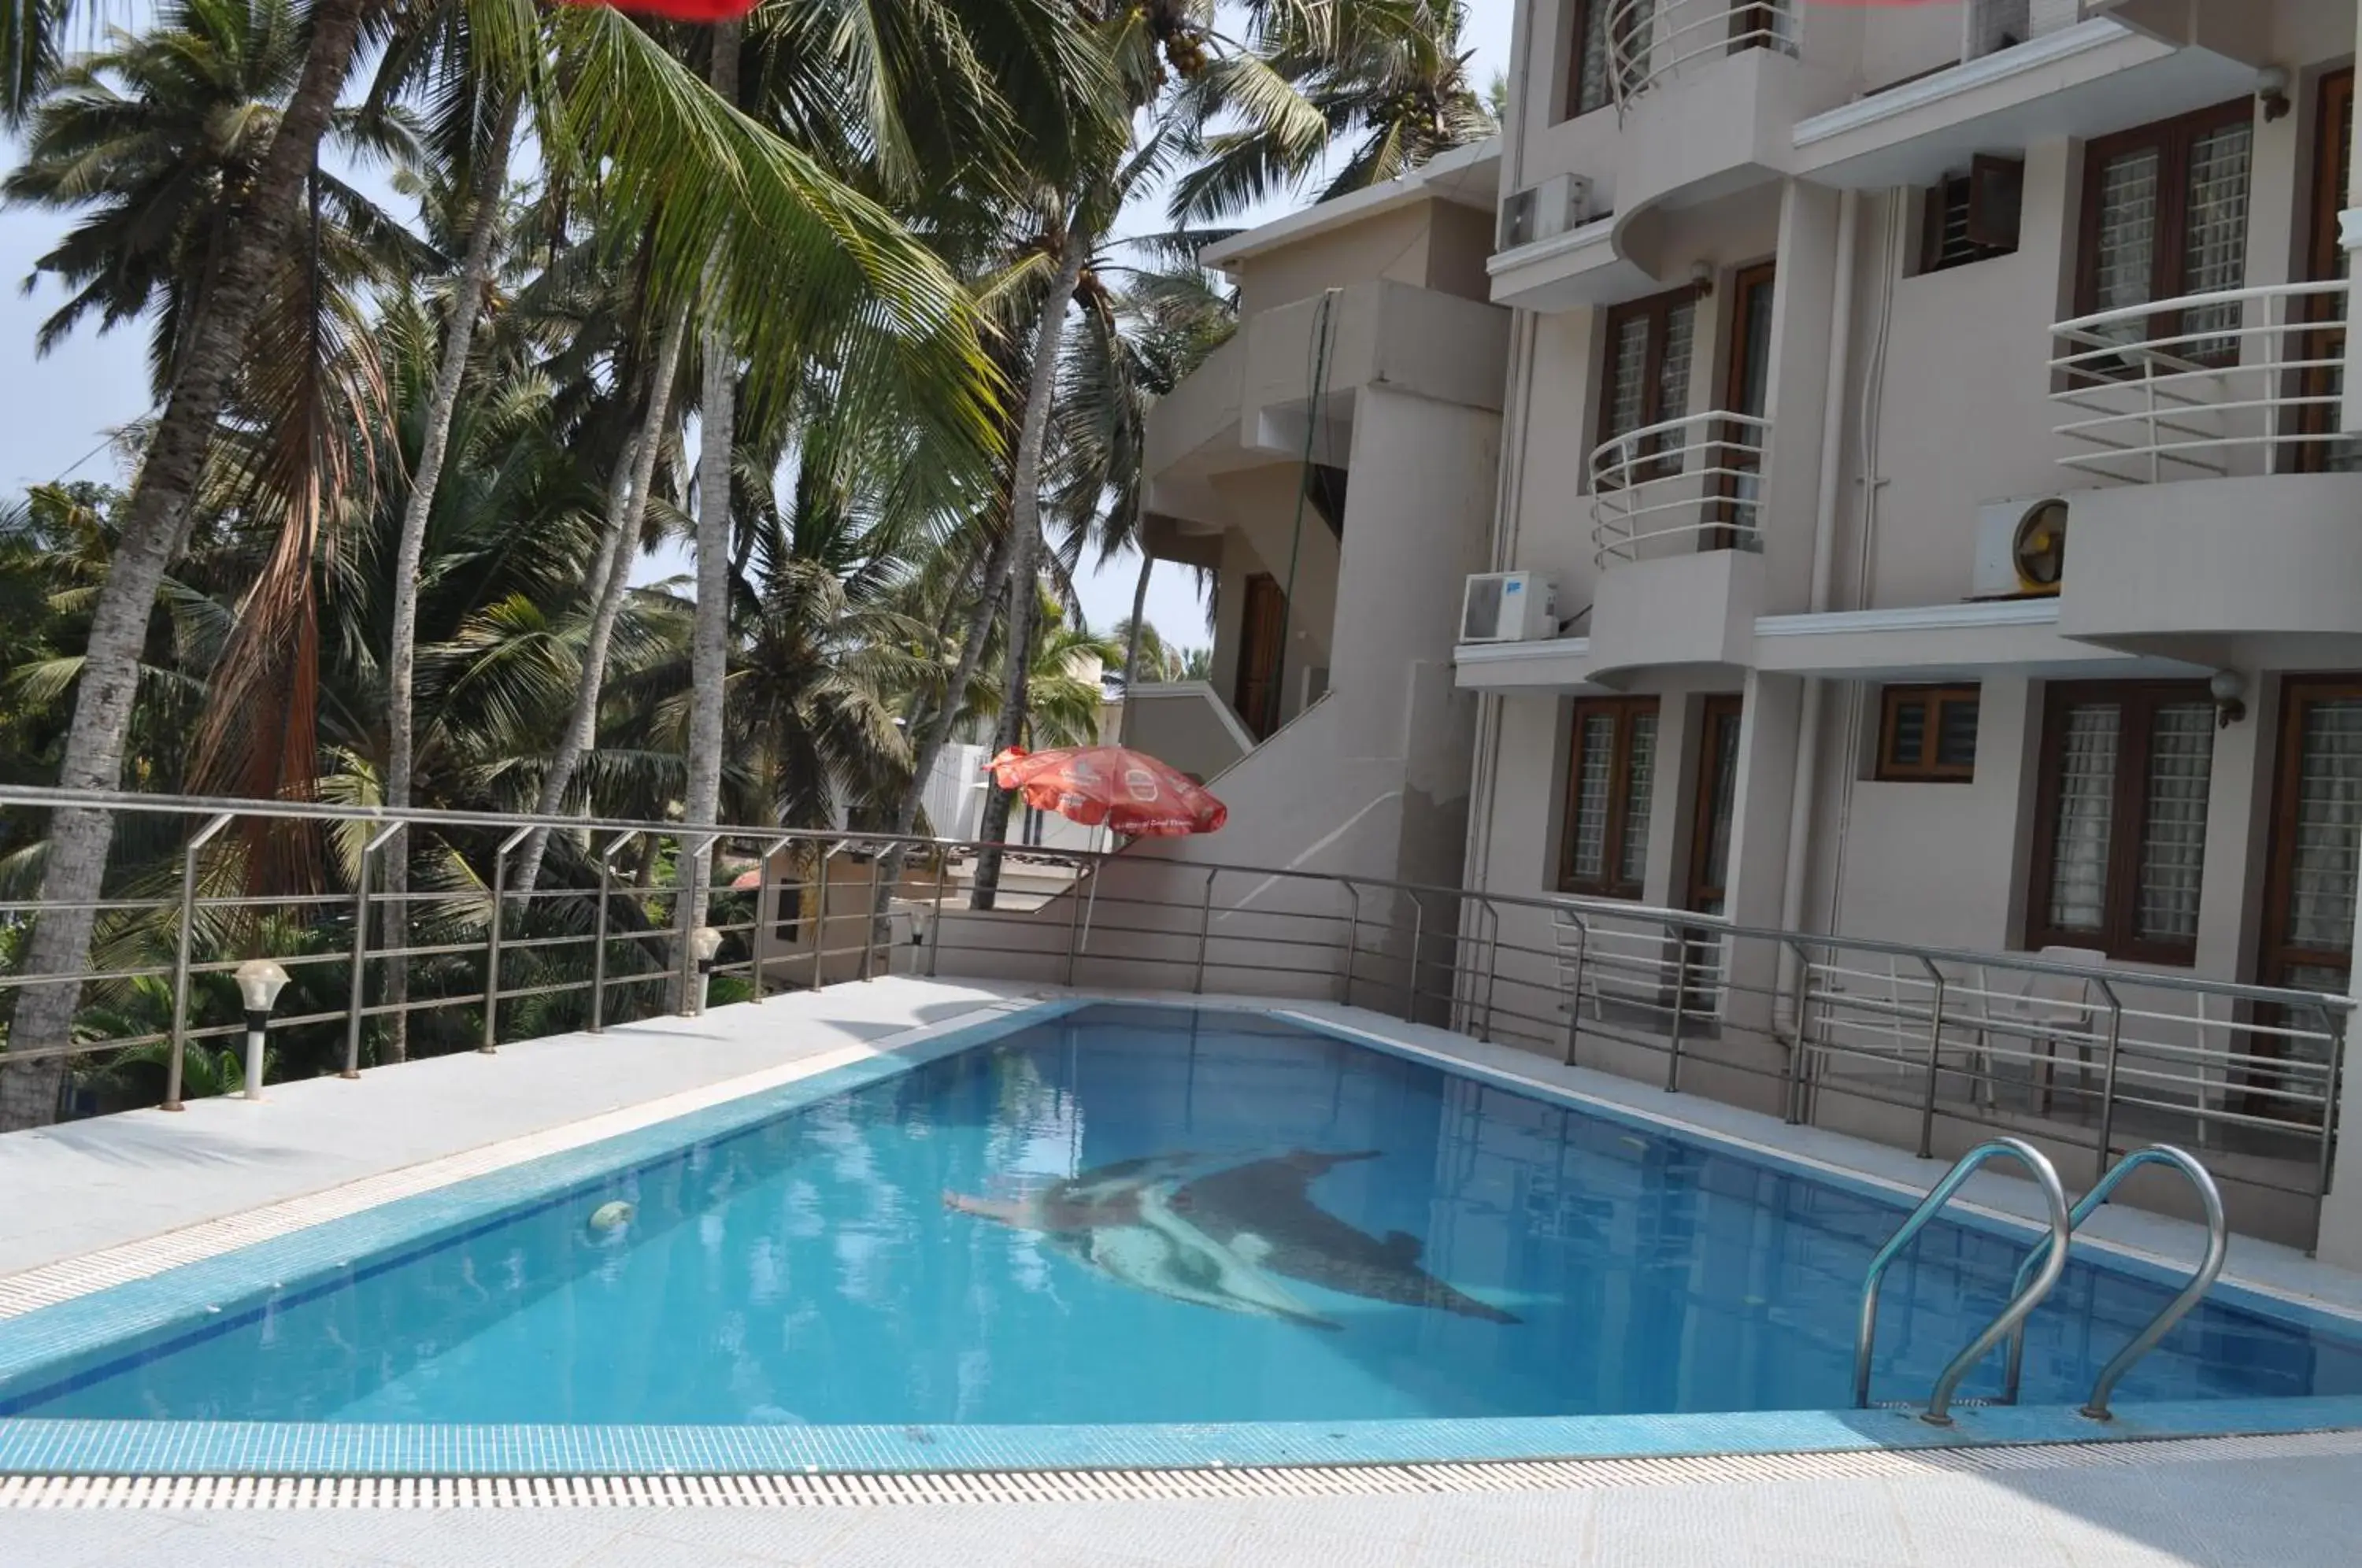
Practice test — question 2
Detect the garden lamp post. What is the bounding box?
[233,959,290,1103]
[690,926,724,1015]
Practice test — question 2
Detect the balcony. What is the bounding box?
[1590,411,1771,567]
[2050,280,2351,486]
[2044,281,2362,653]
[1604,0,1798,110]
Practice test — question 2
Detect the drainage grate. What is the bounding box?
[4,1430,2359,1509]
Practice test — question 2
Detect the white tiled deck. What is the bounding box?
[5,980,2362,1565]
[4,1431,2360,1565]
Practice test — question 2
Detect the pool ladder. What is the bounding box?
[1854,1138,2229,1426]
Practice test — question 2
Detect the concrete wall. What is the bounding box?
[1235,198,1499,317]
[1122,684,1252,783]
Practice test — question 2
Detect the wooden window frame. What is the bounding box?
[1559,696,1661,900]
[1920,155,2023,275]
[2023,680,2213,964]
[1595,285,1701,483]
[2257,675,2362,988]
[1876,685,1981,782]
[1568,0,1604,120]
[2072,97,2256,368]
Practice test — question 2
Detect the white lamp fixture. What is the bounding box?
[689,925,724,1016]
[2209,668,2248,730]
[232,958,290,1103]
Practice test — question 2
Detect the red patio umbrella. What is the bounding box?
[987,746,1227,838]
[558,0,760,21]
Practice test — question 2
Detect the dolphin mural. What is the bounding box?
[944,1149,1519,1328]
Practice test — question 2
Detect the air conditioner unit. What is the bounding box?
[1498,174,1593,252]
[1461,571,1558,643]
[1969,496,2070,599]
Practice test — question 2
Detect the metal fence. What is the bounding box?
[0,786,2350,1249]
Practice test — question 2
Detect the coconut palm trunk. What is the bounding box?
[683,24,740,938]
[380,94,520,1064]
[968,217,1090,914]
[513,303,689,896]
[893,523,1014,838]
[1117,551,1153,742]
[0,0,369,1131]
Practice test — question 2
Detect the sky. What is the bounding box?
[0,2,1516,652]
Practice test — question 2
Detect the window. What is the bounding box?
[1920,156,2023,274]
[1568,0,1651,119]
[2027,682,2216,961]
[1966,0,2030,60]
[1597,287,1697,478]
[2076,101,2253,364]
[1878,686,1981,782]
[1560,697,1660,898]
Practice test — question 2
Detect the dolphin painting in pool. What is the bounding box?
[944,1150,1519,1328]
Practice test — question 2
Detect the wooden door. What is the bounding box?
[2250,677,2362,1117]
[1710,263,1775,549]
[2297,68,2352,471]
[1232,572,1287,741]
[1686,697,1745,917]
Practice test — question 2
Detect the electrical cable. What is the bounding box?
[1268,286,1339,730]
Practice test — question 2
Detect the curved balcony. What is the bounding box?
[2050,280,2353,486]
[1590,411,1772,568]
[1605,0,1800,109]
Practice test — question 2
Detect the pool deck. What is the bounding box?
[2,1429,2359,1565]
[6,979,2362,1563]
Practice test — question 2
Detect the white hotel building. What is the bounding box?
[1111,0,2362,1260]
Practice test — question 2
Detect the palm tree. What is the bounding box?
[3,0,1032,1123]
[2,0,371,1130]
[4,0,425,396]
[676,0,1118,927]
[1168,0,1497,225]
[1046,253,1235,708]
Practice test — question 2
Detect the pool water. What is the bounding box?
[9,1004,2360,1426]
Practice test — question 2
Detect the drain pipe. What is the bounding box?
[1775,187,1860,1031]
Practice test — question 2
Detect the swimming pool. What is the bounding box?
[2,1000,2360,1470]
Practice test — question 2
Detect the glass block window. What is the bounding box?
[1597,289,1699,479]
[2078,102,2254,368]
[2030,684,2216,961]
[1560,697,1660,900]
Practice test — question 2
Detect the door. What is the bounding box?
[1232,572,1287,741]
[1711,263,1775,549]
[2253,678,2362,1117]
[1686,697,1745,917]
[1680,697,1745,1009]
[2297,69,2353,471]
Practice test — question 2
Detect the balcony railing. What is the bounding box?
[2050,279,2353,485]
[1589,410,1770,566]
[1605,0,1801,109]
[0,784,2348,1250]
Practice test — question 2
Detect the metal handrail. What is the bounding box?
[1589,409,1771,565]
[1854,1137,2074,1425]
[0,779,2346,1015]
[1605,0,1800,109]
[0,782,2351,1257]
[2049,279,2353,484]
[1999,1144,2230,1419]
